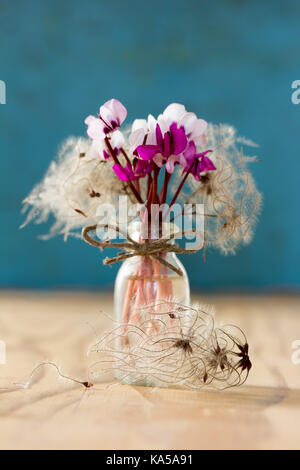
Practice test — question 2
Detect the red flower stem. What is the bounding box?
[147,171,154,201]
[104,137,144,204]
[164,163,193,219]
[120,148,142,199]
[120,148,132,168]
[123,163,143,203]
[135,178,140,195]
[125,180,144,205]
[147,173,152,200]
[152,167,159,204]
[160,168,171,204]
[104,137,119,165]
[146,180,153,214]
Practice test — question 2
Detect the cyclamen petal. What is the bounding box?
[153,154,165,168]
[85,115,104,139]
[113,159,152,182]
[129,128,146,148]
[90,139,105,159]
[163,132,171,157]
[111,99,127,124]
[155,124,163,148]
[100,99,127,127]
[165,155,180,174]
[163,103,186,123]
[136,144,159,160]
[157,114,168,134]
[103,149,112,160]
[133,159,153,177]
[129,115,158,149]
[131,118,148,134]
[112,163,131,181]
[183,140,197,163]
[199,155,216,172]
[194,133,208,147]
[182,141,215,180]
[169,122,188,154]
[179,112,198,135]
[147,114,157,131]
[178,154,187,167]
[191,119,208,141]
[110,130,125,149]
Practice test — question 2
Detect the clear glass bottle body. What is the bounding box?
[113,234,190,385]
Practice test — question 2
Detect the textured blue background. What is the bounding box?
[0,0,299,291]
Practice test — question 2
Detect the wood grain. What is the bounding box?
[0,291,299,450]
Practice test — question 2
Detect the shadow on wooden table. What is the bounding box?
[0,366,298,449]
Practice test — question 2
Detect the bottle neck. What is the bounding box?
[128,221,179,244]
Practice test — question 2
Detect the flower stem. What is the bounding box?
[147,173,152,200]
[105,137,144,204]
[160,168,171,204]
[152,167,159,204]
[146,180,153,214]
[120,147,132,167]
[164,163,193,219]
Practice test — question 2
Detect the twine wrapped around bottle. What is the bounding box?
[82,224,199,277]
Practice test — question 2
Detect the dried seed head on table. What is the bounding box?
[89,302,252,390]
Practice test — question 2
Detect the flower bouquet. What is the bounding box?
[22,99,261,387]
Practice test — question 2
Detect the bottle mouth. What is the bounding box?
[128,221,180,242]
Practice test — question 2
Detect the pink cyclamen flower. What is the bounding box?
[85,99,127,160]
[135,123,187,173]
[129,115,157,152]
[99,99,127,134]
[86,128,124,160]
[113,159,153,182]
[158,103,208,147]
[85,99,127,137]
[182,141,215,181]
[154,154,185,174]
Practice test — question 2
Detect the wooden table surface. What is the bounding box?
[0,291,299,450]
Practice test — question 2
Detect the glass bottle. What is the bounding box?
[113,222,190,385]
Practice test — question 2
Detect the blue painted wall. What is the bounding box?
[0,0,299,290]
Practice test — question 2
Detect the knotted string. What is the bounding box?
[82,224,198,277]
